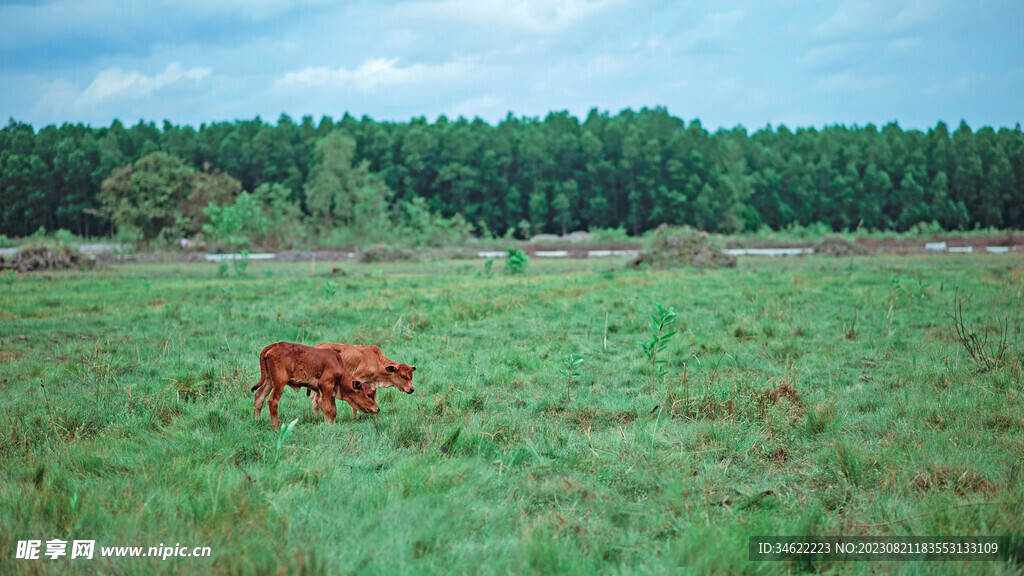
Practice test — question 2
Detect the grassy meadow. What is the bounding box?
[0,254,1022,574]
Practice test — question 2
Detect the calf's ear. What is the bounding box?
[410,365,417,371]
[385,365,397,373]
[352,380,363,390]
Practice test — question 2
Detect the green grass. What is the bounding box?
[1,255,1022,574]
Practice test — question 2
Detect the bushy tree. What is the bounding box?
[304,132,392,241]
[202,192,269,250]
[99,152,196,243]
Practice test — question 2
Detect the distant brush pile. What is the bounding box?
[630,225,737,270]
[0,245,94,272]
[815,236,867,256]
[358,244,415,263]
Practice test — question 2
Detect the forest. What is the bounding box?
[1,108,1022,247]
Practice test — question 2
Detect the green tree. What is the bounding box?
[552,179,578,235]
[202,191,269,250]
[929,171,968,229]
[182,169,243,234]
[304,131,394,243]
[977,145,1014,228]
[99,152,196,243]
[528,189,549,235]
[0,152,50,236]
[951,121,982,225]
[251,182,306,249]
[896,172,927,231]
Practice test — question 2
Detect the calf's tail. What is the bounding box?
[251,344,274,392]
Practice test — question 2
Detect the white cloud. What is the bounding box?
[580,53,629,80]
[398,0,619,33]
[813,73,894,92]
[445,95,505,120]
[681,8,747,53]
[811,2,878,38]
[707,8,745,27]
[811,0,936,39]
[798,42,863,68]
[276,58,470,92]
[0,0,296,48]
[955,73,985,87]
[76,62,212,108]
[886,36,921,54]
[924,73,986,95]
[888,0,936,31]
[160,0,337,21]
[31,61,215,123]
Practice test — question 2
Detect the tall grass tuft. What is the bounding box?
[950,289,1010,372]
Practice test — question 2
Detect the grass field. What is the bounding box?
[1,254,1022,574]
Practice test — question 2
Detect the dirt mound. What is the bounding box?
[763,382,802,405]
[358,244,415,263]
[815,236,867,256]
[0,245,94,272]
[630,225,737,270]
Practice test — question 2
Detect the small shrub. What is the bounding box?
[53,229,79,246]
[560,354,584,404]
[640,302,680,394]
[504,247,530,274]
[232,250,249,277]
[950,291,1010,372]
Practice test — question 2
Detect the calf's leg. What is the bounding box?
[310,390,322,415]
[269,380,285,429]
[318,380,337,424]
[253,379,273,418]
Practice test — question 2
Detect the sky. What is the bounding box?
[1,0,1022,131]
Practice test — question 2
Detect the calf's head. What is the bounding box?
[384,363,417,394]
[334,378,380,414]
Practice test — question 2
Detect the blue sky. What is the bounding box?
[1,0,1021,130]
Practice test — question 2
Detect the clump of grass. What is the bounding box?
[843,311,858,340]
[806,403,833,434]
[834,439,863,484]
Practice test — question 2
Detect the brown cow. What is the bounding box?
[309,343,416,418]
[251,341,379,429]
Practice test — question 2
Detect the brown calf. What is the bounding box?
[251,341,379,428]
[310,343,417,418]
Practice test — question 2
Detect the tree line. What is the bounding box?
[2,108,1022,246]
